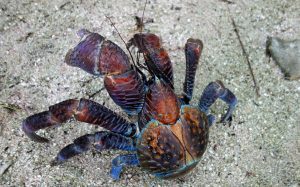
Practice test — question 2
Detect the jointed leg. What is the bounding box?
[181,38,203,104]
[199,80,237,124]
[51,131,136,165]
[111,154,139,180]
[22,98,137,143]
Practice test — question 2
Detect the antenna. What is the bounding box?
[135,0,148,33]
[105,15,147,83]
[105,15,136,66]
[140,0,147,33]
[133,0,149,69]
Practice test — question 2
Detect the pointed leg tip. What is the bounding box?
[22,121,49,143]
[35,136,50,143]
[111,175,120,181]
[110,172,121,181]
[50,158,64,166]
[110,166,122,181]
[23,129,49,143]
[207,114,216,127]
[34,137,49,143]
[50,160,58,167]
[219,115,233,125]
[24,131,50,143]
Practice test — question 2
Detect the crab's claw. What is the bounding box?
[199,80,237,125]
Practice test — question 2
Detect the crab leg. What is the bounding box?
[181,38,203,104]
[51,131,136,166]
[111,154,139,180]
[198,80,237,124]
[22,98,136,143]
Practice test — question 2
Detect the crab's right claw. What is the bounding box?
[199,80,237,125]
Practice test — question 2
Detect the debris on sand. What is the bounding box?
[0,161,12,176]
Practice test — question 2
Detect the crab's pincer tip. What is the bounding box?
[22,121,49,143]
[50,152,70,166]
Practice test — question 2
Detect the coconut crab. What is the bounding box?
[22,29,237,180]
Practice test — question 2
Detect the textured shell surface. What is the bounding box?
[137,105,209,179]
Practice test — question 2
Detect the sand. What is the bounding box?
[0,0,299,186]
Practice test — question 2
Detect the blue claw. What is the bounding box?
[199,80,237,124]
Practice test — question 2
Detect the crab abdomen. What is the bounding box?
[137,105,209,179]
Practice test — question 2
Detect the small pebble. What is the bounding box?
[266,37,300,80]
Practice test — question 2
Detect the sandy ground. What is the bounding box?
[0,0,299,186]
